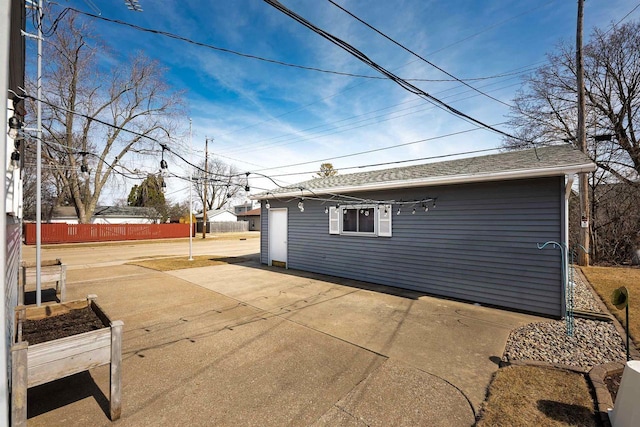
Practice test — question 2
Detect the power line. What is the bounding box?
[263,0,527,144]
[252,125,491,173]
[61,6,535,85]
[611,2,640,29]
[218,78,524,156]
[265,147,504,178]
[326,0,513,109]
[63,7,386,81]
[56,4,541,147]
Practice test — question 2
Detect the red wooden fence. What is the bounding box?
[23,223,191,245]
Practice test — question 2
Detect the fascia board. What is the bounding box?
[252,162,597,200]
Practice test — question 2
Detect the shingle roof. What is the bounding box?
[236,208,261,216]
[51,205,157,218]
[194,209,237,219]
[255,145,595,199]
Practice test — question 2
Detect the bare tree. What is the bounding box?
[505,21,639,185]
[26,12,184,223]
[316,162,338,178]
[193,157,247,211]
[505,21,640,263]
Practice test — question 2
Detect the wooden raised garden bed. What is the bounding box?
[11,295,123,426]
[20,259,67,304]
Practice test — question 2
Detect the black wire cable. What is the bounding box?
[65,7,384,81]
[252,125,491,173]
[326,0,513,109]
[265,147,505,178]
[56,6,531,84]
[263,0,528,144]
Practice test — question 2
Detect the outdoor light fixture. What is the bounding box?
[161,180,167,193]
[160,159,168,170]
[265,201,271,209]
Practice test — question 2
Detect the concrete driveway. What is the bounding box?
[23,238,541,426]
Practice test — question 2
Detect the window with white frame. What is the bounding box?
[329,204,392,237]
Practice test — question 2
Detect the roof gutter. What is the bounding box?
[253,162,596,199]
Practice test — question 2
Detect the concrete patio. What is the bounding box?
[23,239,541,426]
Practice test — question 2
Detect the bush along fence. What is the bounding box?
[23,223,192,244]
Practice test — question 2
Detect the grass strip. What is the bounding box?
[582,266,639,345]
[127,255,251,271]
[477,365,597,426]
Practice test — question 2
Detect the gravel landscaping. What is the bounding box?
[572,268,603,313]
[503,268,626,370]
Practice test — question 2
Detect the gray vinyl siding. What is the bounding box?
[261,177,564,317]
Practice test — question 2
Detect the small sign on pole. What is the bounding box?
[581,216,589,228]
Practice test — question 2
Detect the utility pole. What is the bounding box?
[576,0,589,266]
[188,118,193,260]
[202,138,208,239]
[35,0,43,305]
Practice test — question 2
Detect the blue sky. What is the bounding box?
[44,0,640,203]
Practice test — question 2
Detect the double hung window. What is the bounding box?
[329,204,392,237]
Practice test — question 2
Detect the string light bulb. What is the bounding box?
[265,201,271,210]
[324,206,329,214]
[10,151,20,168]
[161,180,167,193]
[364,210,369,216]
[298,201,304,212]
[397,207,401,215]
[160,145,168,176]
[80,164,90,178]
[412,207,416,215]
[8,116,22,140]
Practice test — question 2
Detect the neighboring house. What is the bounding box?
[236,208,261,231]
[233,202,254,215]
[50,206,159,224]
[253,145,596,318]
[195,209,238,223]
[195,209,239,233]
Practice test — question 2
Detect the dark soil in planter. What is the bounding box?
[604,372,622,403]
[22,307,106,345]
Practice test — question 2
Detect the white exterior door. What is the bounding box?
[268,208,287,267]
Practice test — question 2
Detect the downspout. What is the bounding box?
[563,174,574,316]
